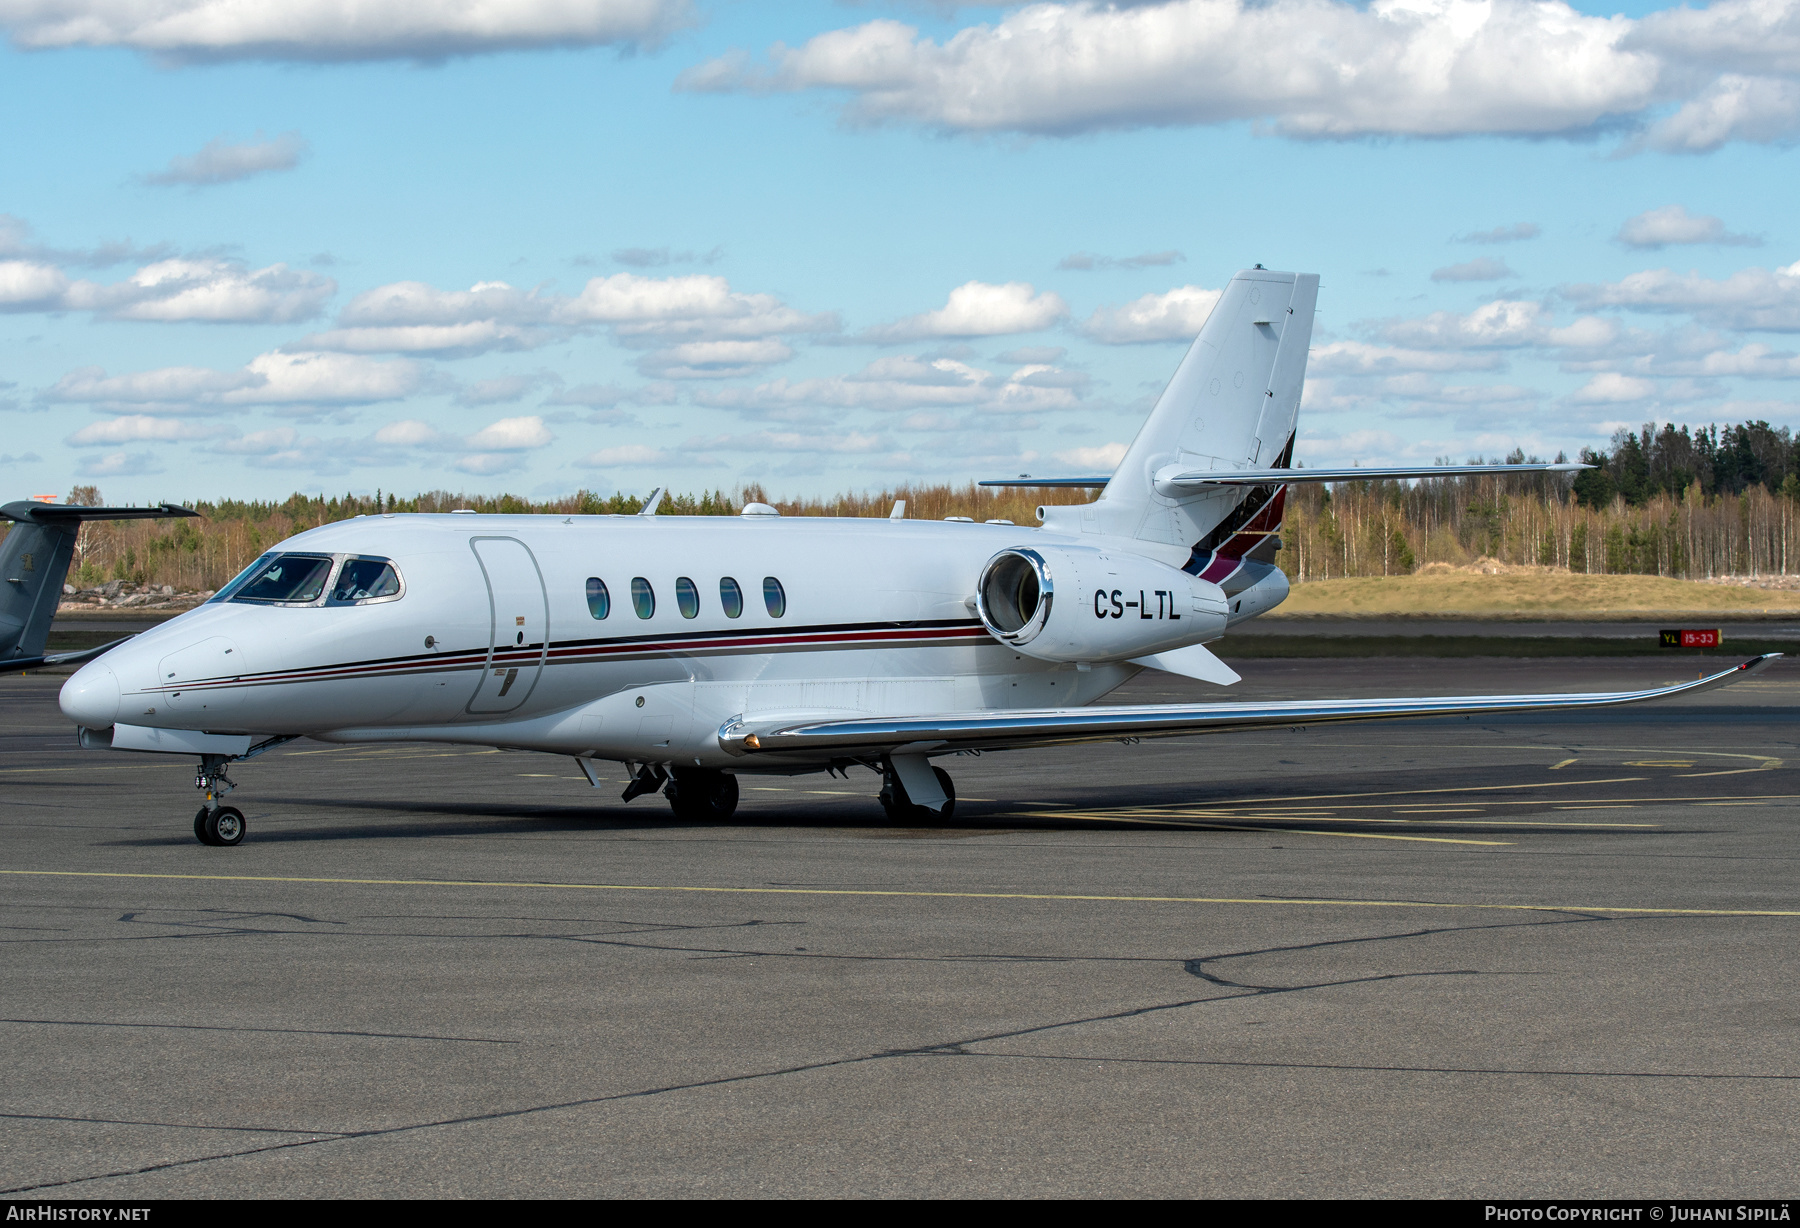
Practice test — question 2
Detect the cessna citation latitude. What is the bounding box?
[40,267,1776,845]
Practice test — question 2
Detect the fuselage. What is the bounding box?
[60,512,1264,770]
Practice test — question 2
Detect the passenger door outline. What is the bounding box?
[467,536,550,714]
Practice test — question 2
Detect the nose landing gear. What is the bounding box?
[192,754,246,846]
[185,737,294,846]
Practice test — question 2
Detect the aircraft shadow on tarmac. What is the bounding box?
[93,782,1704,846]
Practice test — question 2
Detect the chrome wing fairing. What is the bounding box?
[719,655,1781,759]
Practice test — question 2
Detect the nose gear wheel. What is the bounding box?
[195,805,246,846]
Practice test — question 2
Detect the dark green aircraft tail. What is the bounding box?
[1,499,199,671]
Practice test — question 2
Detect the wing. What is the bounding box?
[719,655,1780,760]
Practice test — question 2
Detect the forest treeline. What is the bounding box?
[1278,419,1800,582]
[12,417,1800,591]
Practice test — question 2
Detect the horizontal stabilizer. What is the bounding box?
[1156,462,1587,489]
[1,500,197,523]
[1129,643,1241,686]
[720,655,1780,758]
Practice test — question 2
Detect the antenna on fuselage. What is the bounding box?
[636,486,666,516]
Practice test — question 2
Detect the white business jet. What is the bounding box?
[57,267,1775,845]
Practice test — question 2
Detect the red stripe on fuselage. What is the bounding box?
[147,621,994,693]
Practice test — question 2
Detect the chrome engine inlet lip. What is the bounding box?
[975,548,1054,647]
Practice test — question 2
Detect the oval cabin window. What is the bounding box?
[762,576,786,619]
[719,577,743,619]
[675,576,699,619]
[631,577,655,619]
[586,577,610,620]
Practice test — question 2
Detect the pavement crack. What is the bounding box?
[1184,916,1598,991]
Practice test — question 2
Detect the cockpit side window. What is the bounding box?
[230,553,336,605]
[209,554,275,603]
[328,557,403,605]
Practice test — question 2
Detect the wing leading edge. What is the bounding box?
[719,655,1780,759]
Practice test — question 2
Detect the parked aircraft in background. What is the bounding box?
[2,498,196,672]
[32,267,1772,845]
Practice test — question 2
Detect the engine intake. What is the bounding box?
[977,548,1053,646]
[975,545,1229,664]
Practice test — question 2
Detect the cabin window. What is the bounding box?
[230,553,336,605]
[675,576,699,619]
[585,577,610,620]
[328,557,402,605]
[631,577,655,619]
[762,576,786,618]
[719,577,743,619]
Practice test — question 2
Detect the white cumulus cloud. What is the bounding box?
[1078,285,1221,344]
[48,350,419,412]
[464,415,552,451]
[0,256,335,323]
[682,0,1663,139]
[141,131,307,186]
[300,271,833,374]
[1309,341,1506,374]
[685,0,1800,150]
[697,354,1088,415]
[862,281,1067,342]
[0,0,693,62]
[1560,262,1800,330]
[1615,204,1761,249]
[65,414,236,445]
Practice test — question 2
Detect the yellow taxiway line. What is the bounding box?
[4,868,1796,916]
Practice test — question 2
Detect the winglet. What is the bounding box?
[889,500,906,519]
[636,486,666,516]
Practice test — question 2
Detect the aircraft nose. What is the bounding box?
[60,661,121,729]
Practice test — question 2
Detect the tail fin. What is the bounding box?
[1079,268,1318,556]
[0,499,197,666]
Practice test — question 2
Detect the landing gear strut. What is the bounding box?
[193,754,246,846]
[880,762,956,823]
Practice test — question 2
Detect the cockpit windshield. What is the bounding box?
[229,553,336,604]
[330,557,402,604]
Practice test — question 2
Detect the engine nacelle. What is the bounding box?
[976,545,1229,664]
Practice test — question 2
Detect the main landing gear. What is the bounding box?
[614,760,955,824]
[880,762,956,823]
[620,763,741,822]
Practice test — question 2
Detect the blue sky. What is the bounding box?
[1,0,1796,503]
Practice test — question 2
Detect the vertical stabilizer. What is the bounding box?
[0,500,198,666]
[1079,268,1318,555]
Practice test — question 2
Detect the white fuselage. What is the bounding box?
[60,513,1221,770]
